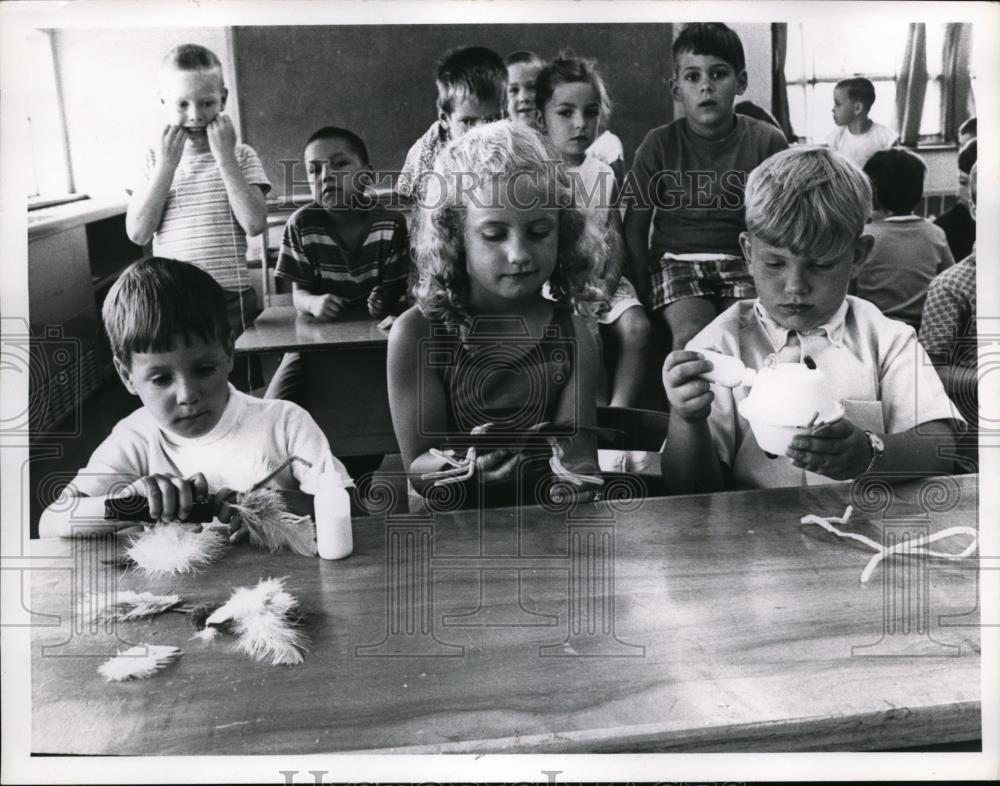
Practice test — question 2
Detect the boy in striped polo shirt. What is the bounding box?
[126,44,270,345]
[264,126,410,403]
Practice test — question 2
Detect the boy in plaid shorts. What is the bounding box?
[624,23,787,350]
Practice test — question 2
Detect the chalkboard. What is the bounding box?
[233,24,674,200]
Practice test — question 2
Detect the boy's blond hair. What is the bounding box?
[745,146,872,260]
[159,43,224,84]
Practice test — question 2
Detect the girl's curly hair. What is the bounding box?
[411,120,608,334]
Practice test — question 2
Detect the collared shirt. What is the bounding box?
[687,296,962,489]
[919,252,977,364]
[855,216,954,330]
[396,120,450,201]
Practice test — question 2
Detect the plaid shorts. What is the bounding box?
[650,253,756,310]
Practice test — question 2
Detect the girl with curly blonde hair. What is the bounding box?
[388,120,608,509]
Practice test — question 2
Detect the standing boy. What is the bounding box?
[265,126,410,404]
[826,77,898,169]
[396,46,506,201]
[126,44,270,342]
[624,23,788,351]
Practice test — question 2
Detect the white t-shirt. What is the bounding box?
[69,386,352,499]
[826,122,898,169]
[586,130,624,167]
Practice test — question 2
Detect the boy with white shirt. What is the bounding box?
[39,258,353,546]
[826,77,898,168]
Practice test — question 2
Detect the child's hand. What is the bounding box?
[786,418,871,480]
[128,472,210,525]
[662,350,714,422]
[307,292,350,320]
[212,487,245,543]
[367,285,388,318]
[475,447,525,484]
[159,124,187,171]
[205,114,237,162]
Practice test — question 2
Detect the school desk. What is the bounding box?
[234,301,396,457]
[30,474,981,754]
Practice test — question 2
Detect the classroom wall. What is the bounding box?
[232,24,674,200]
[51,27,238,198]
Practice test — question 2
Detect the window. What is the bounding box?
[26,29,75,205]
[785,22,972,145]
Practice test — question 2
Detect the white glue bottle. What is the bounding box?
[314,477,353,560]
[699,350,757,388]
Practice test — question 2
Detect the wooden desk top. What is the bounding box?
[235,306,391,353]
[31,475,981,754]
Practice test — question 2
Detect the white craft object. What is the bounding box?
[737,361,844,455]
[801,505,978,583]
[95,591,181,623]
[98,644,183,682]
[125,524,228,576]
[204,577,307,666]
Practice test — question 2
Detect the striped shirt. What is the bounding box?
[144,143,271,291]
[275,204,410,304]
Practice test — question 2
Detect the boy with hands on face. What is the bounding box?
[660,147,962,494]
[126,44,270,342]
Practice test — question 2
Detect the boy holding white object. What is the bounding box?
[660,147,961,493]
[39,258,353,559]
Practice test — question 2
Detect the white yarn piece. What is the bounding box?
[204,577,307,666]
[125,524,228,576]
[801,505,978,584]
[98,644,183,682]
[95,591,182,623]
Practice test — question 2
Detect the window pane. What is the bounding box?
[808,23,907,77]
[25,30,70,198]
[925,23,945,78]
[921,79,942,138]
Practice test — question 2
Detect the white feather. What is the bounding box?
[205,577,307,666]
[98,644,182,681]
[95,591,182,623]
[190,626,220,643]
[229,487,317,556]
[125,525,227,576]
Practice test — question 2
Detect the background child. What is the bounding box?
[536,56,651,408]
[624,23,788,352]
[126,44,269,342]
[826,77,898,169]
[921,162,978,440]
[39,258,353,554]
[958,115,977,147]
[505,50,545,126]
[934,138,977,262]
[388,121,605,509]
[854,148,953,330]
[396,46,506,201]
[265,126,410,404]
[660,147,960,494]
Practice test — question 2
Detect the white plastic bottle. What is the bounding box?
[314,480,353,560]
[699,350,757,388]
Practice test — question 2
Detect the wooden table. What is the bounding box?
[31,475,981,754]
[235,303,395,457]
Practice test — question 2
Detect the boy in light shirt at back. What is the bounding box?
[661,147,961,493]
[826,77,898,169]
